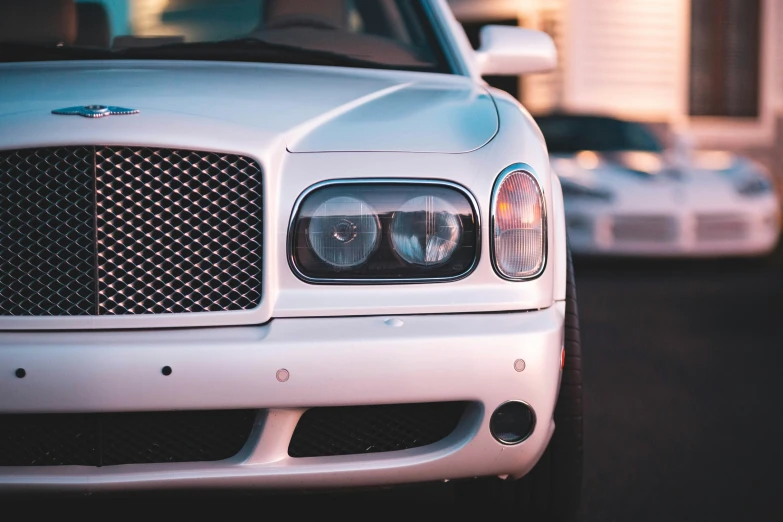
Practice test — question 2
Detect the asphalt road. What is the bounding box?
[8,255,783,521]
[574,254,783,522]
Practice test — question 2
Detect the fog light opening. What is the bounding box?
[490,401,536,445]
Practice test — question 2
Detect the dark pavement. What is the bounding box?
[8,254,783,521]
[576,255,783,521]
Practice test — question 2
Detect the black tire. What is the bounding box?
[456,247,583,521]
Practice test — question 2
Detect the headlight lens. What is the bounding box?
[291,182,478,282]
[491,167,546,280]
[307,196,381,268]
[390,196,462,266]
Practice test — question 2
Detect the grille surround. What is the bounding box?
[0,146,263,316]
[0,409,258,467]
[288,402,468,458]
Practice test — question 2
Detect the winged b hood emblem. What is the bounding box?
[52,105,139,118]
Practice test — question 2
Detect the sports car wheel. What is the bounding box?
[456,246,583,521]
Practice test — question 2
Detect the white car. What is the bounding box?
[537,114,781,258]
[0,1,581,519]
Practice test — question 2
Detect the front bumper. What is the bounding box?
[0,305,564,492]
[567,209,781,257]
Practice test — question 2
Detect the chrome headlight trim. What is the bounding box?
[490,163,548,282]
[287,179,481,285]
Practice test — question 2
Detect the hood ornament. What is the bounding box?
[52,105,139,119]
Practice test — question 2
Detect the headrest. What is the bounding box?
[264,0,349,30]
[76,2,110,48]
[0,0,78,45]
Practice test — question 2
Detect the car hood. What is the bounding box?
[0,61,498,154]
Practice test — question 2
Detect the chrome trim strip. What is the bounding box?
[287,179,481,285]
[490,163,548,282]
[489,400,537,446]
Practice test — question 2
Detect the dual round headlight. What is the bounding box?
[291,183,477,282]
[308,196,461,269]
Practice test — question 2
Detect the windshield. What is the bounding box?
[0,0,451,73]
[536,114,663,154]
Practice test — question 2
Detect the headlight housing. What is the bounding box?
[736,176,773,197]
[491,165,546,281]
[290,181,479,283]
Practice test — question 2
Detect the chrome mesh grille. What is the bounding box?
[95,147,263,314]
[0,147,96,316]
[0,146,263,316]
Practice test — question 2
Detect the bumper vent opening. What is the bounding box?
[0,409,257,467]
[288,402,468,458]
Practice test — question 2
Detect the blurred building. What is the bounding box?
[449,0,783,181]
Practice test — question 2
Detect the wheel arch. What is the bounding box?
[550,168,568,301]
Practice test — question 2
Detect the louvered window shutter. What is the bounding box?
[689,0,761,117]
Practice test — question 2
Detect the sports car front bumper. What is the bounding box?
[0,304,564,492]
[567,208,780,257]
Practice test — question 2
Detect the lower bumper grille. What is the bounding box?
[0,409,257,467]
[696,214,748,242]
[288,402,467,458]
[612,215,677,243]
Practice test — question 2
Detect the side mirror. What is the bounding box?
[475,26,557,76]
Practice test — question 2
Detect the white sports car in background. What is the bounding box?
[537,114,781,257]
